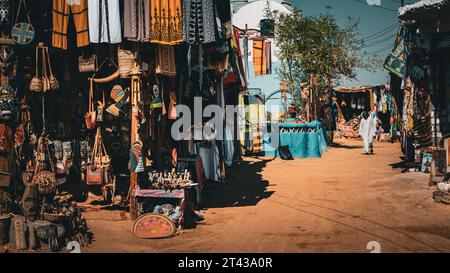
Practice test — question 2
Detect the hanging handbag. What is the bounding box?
[86,128,110,185]
[29,46,42,92]
[11,0,34,45]
[32,134,56,195]
[85,79,96,130]
[78,54,98,73]
[118,48,135,78]
[45,47,59,91]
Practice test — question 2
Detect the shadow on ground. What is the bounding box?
[202,157,275,209]
[329,142,362,150]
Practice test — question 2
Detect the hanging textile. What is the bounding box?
[52,0,89,50]
[403,80,414,136]
[384,26,409,79]
[123,0,150,42]
[156,45,177,76]
[183,0,216,45]
[88,0,122,44]
[149,0,183,45]
[231,27,242,56]
[265,41,272,74]
[252,40,272,76]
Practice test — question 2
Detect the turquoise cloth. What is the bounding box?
[263,121,328,158]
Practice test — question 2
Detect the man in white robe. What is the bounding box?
[359,111,379,154]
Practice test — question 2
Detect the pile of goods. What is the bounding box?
[432,174,450,204]
[147,169,198,191]
[0,184,89,252]
[336,117,361,138]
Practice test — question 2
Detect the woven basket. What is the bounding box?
[118,48,135,78]
[29,77,42,92]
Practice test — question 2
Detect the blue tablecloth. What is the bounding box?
[262,121,328,158]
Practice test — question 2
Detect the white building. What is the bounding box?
[231,0,295,119]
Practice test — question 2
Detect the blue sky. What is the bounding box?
[248,0,418,101]
[289,0,414,85]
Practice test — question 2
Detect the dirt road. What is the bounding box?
[83,139,450,253]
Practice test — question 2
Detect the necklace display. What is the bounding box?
[148,169,198,191]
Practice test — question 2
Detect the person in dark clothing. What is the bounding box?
[320,96,338,145]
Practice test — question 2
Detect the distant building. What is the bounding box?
[232,0,295,119]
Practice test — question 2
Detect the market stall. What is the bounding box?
[263,121,328,158]
[334,86,374,138]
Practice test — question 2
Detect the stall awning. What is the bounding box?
[334,86,373,93]
[399,0,450,20]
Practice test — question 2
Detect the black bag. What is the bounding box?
[34,220,61,252]
[278,145,294,161]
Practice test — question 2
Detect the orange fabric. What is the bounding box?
[150,0,183,45]
[52,0,89,49]
[253,40,266,76]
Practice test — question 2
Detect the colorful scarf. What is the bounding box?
[150,0,183,45]
[253,40,272,76]
[183,0,216,44]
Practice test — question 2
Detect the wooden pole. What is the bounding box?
[129,64,142,220]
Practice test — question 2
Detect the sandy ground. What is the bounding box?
[69,139,450,252]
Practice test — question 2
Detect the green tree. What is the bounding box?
[272,9,374,120]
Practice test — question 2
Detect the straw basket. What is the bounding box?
[118,48,135,78]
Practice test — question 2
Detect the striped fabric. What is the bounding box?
[252,125,263,153]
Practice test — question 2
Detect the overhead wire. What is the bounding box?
[361,23,398,40]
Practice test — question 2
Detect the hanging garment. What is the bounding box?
[224,124,234,167]
[52,0,89,50]
[149,0,183,45]
[231,27,242,56]
[183,0,216,45]
[123,0,150,42]
[252,40,272,76]
[265,41,272,74]
[156,45,176,76]
[88,0,122,44]
[197,142,220,182]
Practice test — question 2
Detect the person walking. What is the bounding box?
[359,111,379,154]
[320,96,338,146]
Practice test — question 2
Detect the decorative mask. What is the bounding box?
[0,85,18,123]
[63,141,72,161]
[53,140,63,160]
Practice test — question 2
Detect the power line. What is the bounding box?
[363,33,397,48]
[365,44,395,55]
[362,24,398,41]
[363,28,397,43]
